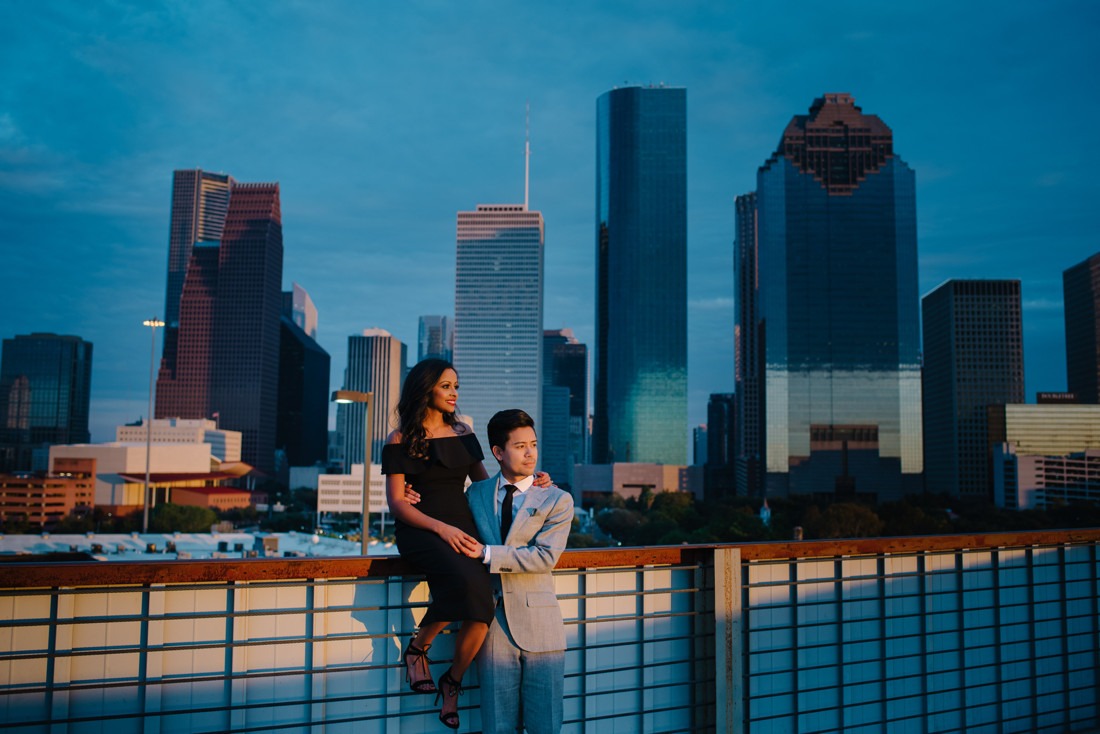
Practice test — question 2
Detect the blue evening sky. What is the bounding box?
[1,1,1098,443]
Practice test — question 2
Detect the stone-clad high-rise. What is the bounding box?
[750,94,922,500]
[337,329,405,466]
[593,85,687,465]
[453,204,544,437]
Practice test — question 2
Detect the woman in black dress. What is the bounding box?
[382,358,549,729]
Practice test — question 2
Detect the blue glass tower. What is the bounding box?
[0,333,93,472]
[755,94,922,500]
[593,85,687,465]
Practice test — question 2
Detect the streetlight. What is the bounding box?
[332,389,373,555]
[142,318,164,534]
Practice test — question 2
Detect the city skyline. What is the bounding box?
[1,2,1097,442]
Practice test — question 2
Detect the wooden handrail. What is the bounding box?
[1,528,1097,589]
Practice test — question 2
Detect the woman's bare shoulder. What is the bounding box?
[386,430,402,445]
[453,421,474,436]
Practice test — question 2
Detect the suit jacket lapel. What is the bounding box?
[509,484,547,538]
[475,473,502,544]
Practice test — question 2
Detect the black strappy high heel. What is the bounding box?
[402,639,436,694]
[435,668,463,730]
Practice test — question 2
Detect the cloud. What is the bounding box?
[690,297,735,311]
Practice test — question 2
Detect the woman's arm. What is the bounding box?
[468,461,490,482]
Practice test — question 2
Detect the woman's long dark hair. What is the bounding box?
[396,358,460,458]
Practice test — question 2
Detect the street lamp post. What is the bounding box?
[332,389,373,555]
[142,318,165,534]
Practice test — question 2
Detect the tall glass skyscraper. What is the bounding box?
[156,182,283,473]
[1063,252,1100,404]
[163,169,233,370]
[417,315,453,363]
[734,192,763,495]
[922,280,1024,499]
[278,285,330,468]
[337,329,405,466]
[541,328,588,487]
[753,94,922,500]
[0,333,93,472]
[453,204,544,438]
[593,85,687,465]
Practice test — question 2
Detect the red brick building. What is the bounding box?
[0,458,96,527]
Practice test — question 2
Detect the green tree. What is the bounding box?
[804,503,884,539]
[878,499,951,536]
[596,507,644,544]
[149,503,217,533]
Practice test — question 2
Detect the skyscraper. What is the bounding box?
[753,94,922,500]
[0,333,93,472]
[593,85,687,465]
[734,192,763,496]
[541,328,588,487]
[162,170,233,371]
[337,329,405,466]
[417,315,453,363]
[156,181,284,473]
[1063,252,1100,403]
[453,204,544,436]
[283,282,318,341]
[923,280,1024,498]
[277,295,330,468]
[705,393,736,500]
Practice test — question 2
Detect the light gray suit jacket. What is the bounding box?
[467,474,574,653]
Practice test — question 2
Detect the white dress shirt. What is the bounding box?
[482,473,534,565]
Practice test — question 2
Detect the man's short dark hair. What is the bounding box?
[487,409,536,450]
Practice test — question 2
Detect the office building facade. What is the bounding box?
[156,181,284,473]
[163,170,233,371]
[277,315,330,467]
[0,333,93,472]
[1064,252,1100,404]
[337,329,405,466]
[417,315,453,364]
[705,393,736,500]
[922,280,1024,499]
[593,85,687,465]
[989,403,1100,508]
[542,328,588,482]
[453,204,544,436]
[754,94,922,500]
[734,192,763,496]
[283,282,319,341]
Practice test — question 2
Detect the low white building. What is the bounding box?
[316,464,388,521]
[49,443,221,506]
[116,418,242,462]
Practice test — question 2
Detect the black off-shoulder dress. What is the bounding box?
[381,433,495,626]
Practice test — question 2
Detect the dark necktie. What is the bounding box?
[500,484,518,540]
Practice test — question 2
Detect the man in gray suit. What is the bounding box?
[465,408,573,734]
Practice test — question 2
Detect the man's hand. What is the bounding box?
[403,483,421,504]
[533,471,554,488]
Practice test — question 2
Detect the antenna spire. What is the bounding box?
[524,101,530,210]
